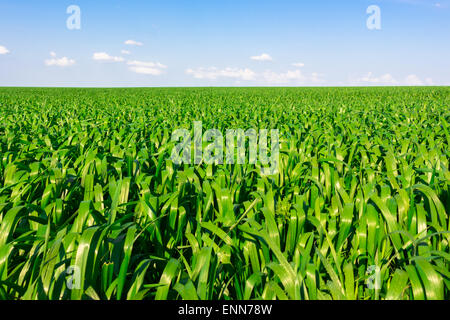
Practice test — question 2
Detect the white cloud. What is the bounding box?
[405,74,423,85]
[92,52,124,62]
[45,52,75,67]
[125,40,143,46]
[292,62,305,68]
[127,60,167,69]
[186,67,324,84]
[129,67,164,75]
[0,45,10,55]
[263,70,324,85]
[311,72,325,84]
[350,72,435,86]
[263,69,307,84]
[127,60,167,75]
[425,78,434,85]
[250,53,273,62]
[405,74,435,86]
[352,72,398,85]
[186,67,256,80]
[45,57,76,67]
[121,50,131,55]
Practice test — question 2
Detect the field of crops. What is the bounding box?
[0,87,449,300]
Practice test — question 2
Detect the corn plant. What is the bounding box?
[0,87,448,300]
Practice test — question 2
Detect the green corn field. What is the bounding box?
[0,86,449,300]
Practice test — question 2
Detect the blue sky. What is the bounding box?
[0,0,449,86]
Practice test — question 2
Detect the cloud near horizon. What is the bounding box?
[45,52,75,67]
[186,66,325,84]
[186,67,256,80]
[350,72,434,86]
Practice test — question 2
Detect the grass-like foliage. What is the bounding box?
[0,87,449,300]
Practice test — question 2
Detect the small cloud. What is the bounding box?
[405,74,434,86]
[250,53,273,62]
[127,60,167,69]
[186,67,323,84]
[350,72,434,86]
[311,72,325,84]
[0,45,10,55]
[405,74,423,85]
[129,67,164,75]
[263,69,306,84]
[121,50,131,55]
[292,62,305,68]
[92,52,124,62]
[124,40,143,46]
[351,72,398,85]
[127,60,167,75]
[45,52,75,67]
[186,67,256,80]
[262,69,324,85]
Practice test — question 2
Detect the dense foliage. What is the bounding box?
[0,87,449,300]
